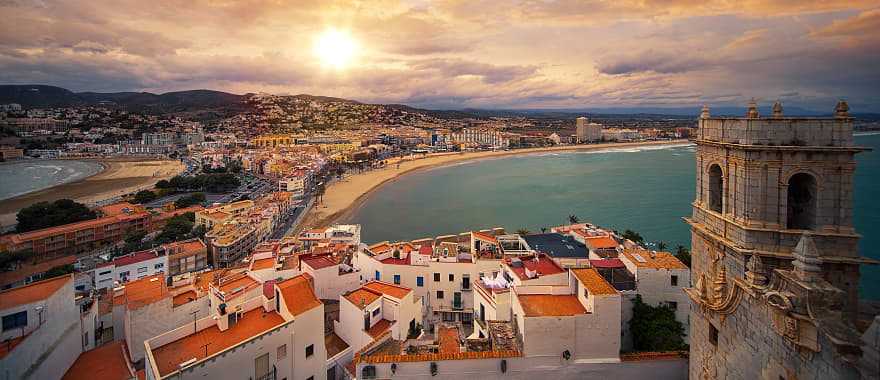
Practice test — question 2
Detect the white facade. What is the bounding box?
[94,251,168,290]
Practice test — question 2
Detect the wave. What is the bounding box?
[855,131,880,137]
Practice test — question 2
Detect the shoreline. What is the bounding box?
[0,159,108,201]
[296,139,691,233]
[0,158,185,229]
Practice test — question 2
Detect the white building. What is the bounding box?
[576,117,603,143]
[0,275,87,380]
[94,250,168,290]
[335,281,422,353]
[618,248,690,343]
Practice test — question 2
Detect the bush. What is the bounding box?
[174,193,206,208]
[629,295,686,352]
[133,190,157,204]
[16,199,97,233]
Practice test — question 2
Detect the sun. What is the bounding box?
[313,28,358,69]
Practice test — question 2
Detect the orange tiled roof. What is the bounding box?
[120,274,169,310]
[62,341,133,380]
[250,257,276,271]
[0,255,76,287]
[277,275,322,316]
[345,288,382,309]
[438,326,460,354]
[361,350,521,364]
[172,290,198,307]
[99,202,143,217]
[6,213,149,244]
[363,281,411,299]
[571,268,618,296]
[151,309,285,377]
[217,273,259,299]
[621,249,688,270]
[517,294,587,317]
[506,254,565,280]
[472,231,498,243]
[367,319,393,339]
[583,235,619,249]
[0,274,71,310]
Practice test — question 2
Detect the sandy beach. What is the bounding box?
[0,159,184,229]
[297,139,690,232]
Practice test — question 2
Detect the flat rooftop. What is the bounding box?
[62,341,132,380]
[522,233,587,258]
[517,294,587,317]
[151,308,284,377]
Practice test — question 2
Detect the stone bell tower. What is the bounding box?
[685,100,879,379]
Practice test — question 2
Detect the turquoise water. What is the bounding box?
[347,135,880,299]
[0,160,104,201]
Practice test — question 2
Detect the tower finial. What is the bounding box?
[747,98,760,118]
[700,104,710,119]
[835,99,850,118]
[792,232,822,283]
[772,101,783,118]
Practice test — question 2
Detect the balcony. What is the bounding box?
[256,366,276,380]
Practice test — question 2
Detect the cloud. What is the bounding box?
[597,50,714,75]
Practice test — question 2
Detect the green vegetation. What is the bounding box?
[568,214,579,224]
[155,212,196,244]
[0,249,35,268]
[133,190,158,204]
[159,173,240,193]
[628,295,687,352]
[16,199,97,233]
[515,228,531,236]
[675,245,692,268]
[174,192,206,208]
[621,229,644,244]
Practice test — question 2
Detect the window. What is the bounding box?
[2,311,27,331]
[709,323,719,346]
[787,173,817,230]
[375,270,380,281]
[416,276,424,287]
[708,164,723,213]
[448,273,454,282]
[393,274,401,285]
[667,301,678,310]
[119,271,130,278]
[277,344,287,359]
[433,272,440,282]
[436,290,444,299]
[362,366,377,379]
[372,308,380,317]
[154,263,164,269]
[98,270,111,276]
[442,312,456,322]
[305,344,314,358]
[671,275,679,287]
[137,267,148,273]
[462,275,471,290]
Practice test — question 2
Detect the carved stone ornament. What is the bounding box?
[745,255,768,288]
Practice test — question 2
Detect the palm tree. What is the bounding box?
[568,214,579,225]
[515,228,531,236]
[656,241,668,251]
[540,227,548,234]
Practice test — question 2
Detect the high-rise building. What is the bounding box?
[685,100,879,379]
[576,116,602,143]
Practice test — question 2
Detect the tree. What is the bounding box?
[628,295,686,352]
[540,227,547,234]
[155,179,171,189]
[133,190,157,204]
[155,214,195,244]
[16,199,97,233]
[121,231,148,255]
[568,214,579,224]
[656,241,668,251]
[675,245,692,268]
[621,229,644,244]
[515,228,531,236]
[174,193,206,208]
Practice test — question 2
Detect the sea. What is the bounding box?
[0,160,104,201]
[347,134,880,299]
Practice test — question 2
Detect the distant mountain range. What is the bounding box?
[1,84,876,120]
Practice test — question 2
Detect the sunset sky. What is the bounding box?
[1,1,878,111]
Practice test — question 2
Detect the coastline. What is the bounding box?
[0,159,107,201]
[0,158,185,229]
[296,139,691,233]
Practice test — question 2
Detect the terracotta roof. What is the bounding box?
[472,231,498,243]
[438,326,460,354]
[277,275,322,316]
[360,350,521,364]
[590,258,625,268]
[368,242,391,255]
[506,254,565,280]
[6,212,149,244]
[250,257,276,271]
[363,281,411,299]
[0,274,71,310]
[621,249,688,270]
[325,332,350,358]
[163,239,206,256]
[151,309,285,377]
[99,202,143,217]
[367,319,393,339]
[517,294,587,317]
[345,288,382,309]
[112,250,161,267]
[379,255,411,265]
[572,268,619,296]
[301,255,337,270]
[216,273,259,300]
[120,275,168,310]
[62,341,133,380]
[418,244,433,255]
[583,235,619,250]
[0,255,76,287]
[172,290,198,307]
